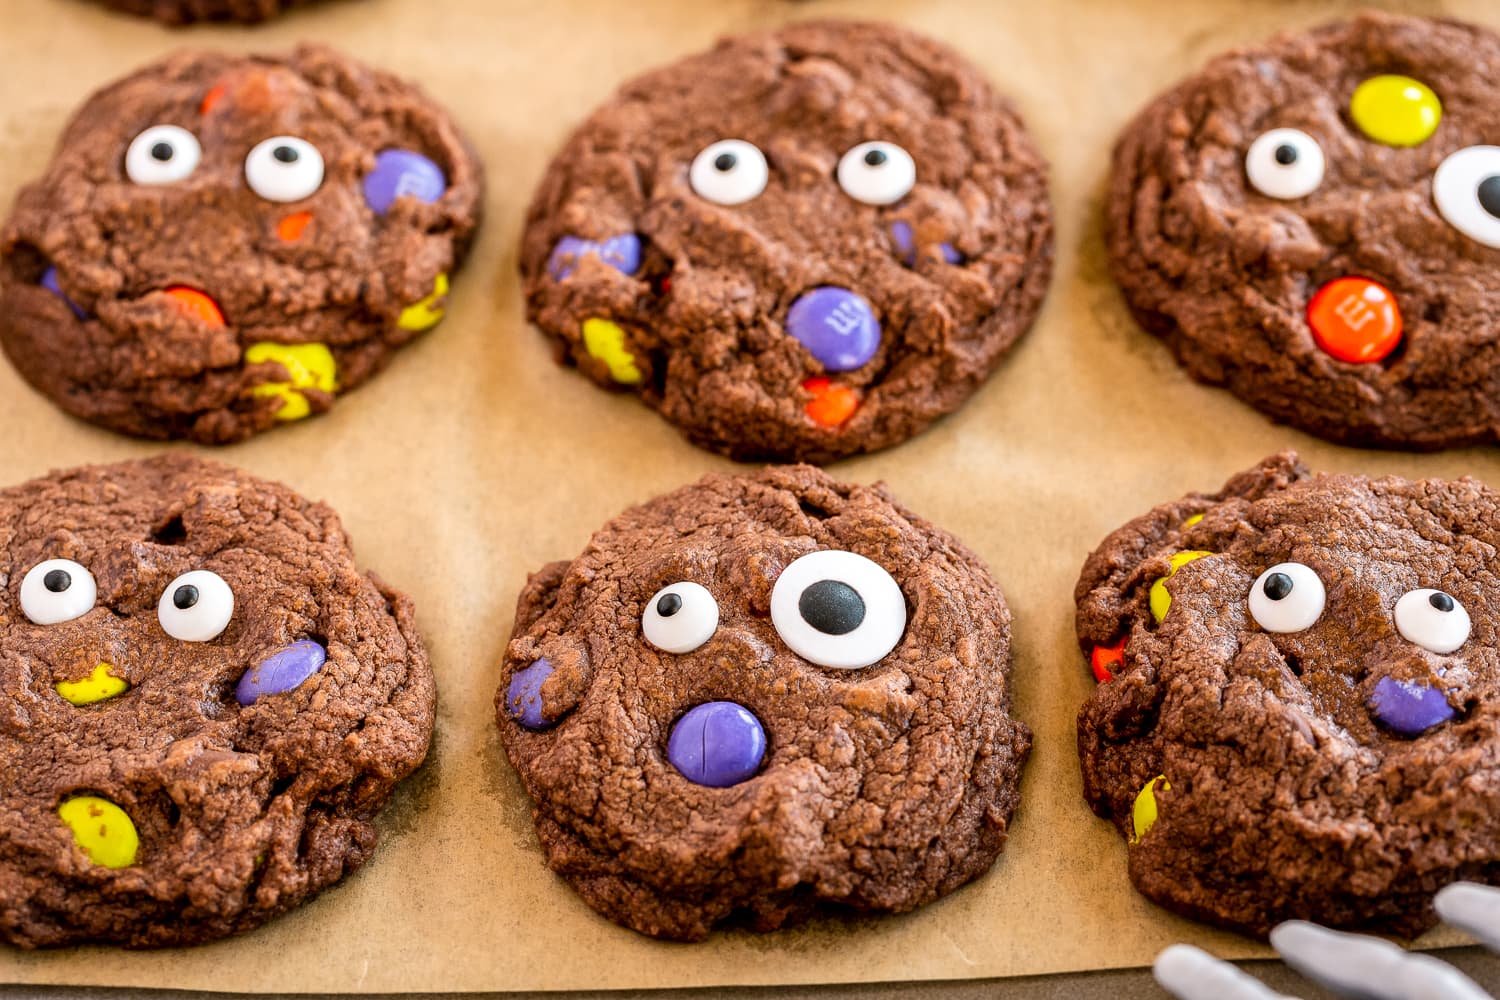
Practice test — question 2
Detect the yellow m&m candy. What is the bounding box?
[58,796,139,868]
[1350,75,1441,147]
[1149,551,1212,623]
[55,663,128,706]
[1131,775,1170,844]
[582,317,642,384]
[245,342,338,422]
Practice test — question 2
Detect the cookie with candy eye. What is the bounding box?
[1075,452,1500,938]
[93,0,322,23]
[1106,12,1500,449]
[520,19,1053,463]
[495,465,1031,940]
[0,46,483,443]
[0,455,434,947]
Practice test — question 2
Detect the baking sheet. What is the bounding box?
[0,0,1494,991]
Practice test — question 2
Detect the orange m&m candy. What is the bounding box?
[163,287,226,327]
[1090,639,1126,683]
[803,377,860,427]
[1306,276,1402,363]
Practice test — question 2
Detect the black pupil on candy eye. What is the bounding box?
[273,146,299,164]
[1477,176,1500,220]
[799,579,865,636]
[150,142,175,162]
[863,148,888,167]
[1273,144,1298,166]
[714,153,737,172]
[1263,572,1294,601]
[173,585,199,610]
[656,592,683,618]
[43,569,71,593]
[1429,592,1455,612]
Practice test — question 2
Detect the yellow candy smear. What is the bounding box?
[1149,550,1212,624]
[1350,74,1441,147]
[245,342,338,422]
[582,317,642,384]
[1131,775,1170,844]
[58,796,139,868]
[397,272,450,332]
[55,663,128,706]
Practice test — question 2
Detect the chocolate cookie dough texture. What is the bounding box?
[496,466,1031,939]
[521,20,1053,463]
[96,0,317,23]
[0,456,435,947]
[0,46,482,443]
[1106,13,1500,449]
[1076,453,1500,937]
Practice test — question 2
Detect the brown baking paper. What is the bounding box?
[0,0,1494,991]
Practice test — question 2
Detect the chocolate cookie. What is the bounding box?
[521,20,1053,463]
[1076,453,1500,937]
[0,46,483,443]
[495,465,1031,939]
[0,455,435,947]
[95,0,317,23]
[1106,13,1500,449]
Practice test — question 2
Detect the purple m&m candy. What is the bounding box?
[363,149,447,215]
[1369,675,1456,736]
[235,639,326,706]
[547,234,643,281]
[41,266,86,319]
[666,701,766,787]
[785,286,881,372]
[506,658,556,730]
[888,221,963,268]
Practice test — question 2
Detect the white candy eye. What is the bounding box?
[689,139,768,206]
[1248,562,1326,633]
[1433,146,1500,249]
[157,570,234,642]
[642,581,719,654]
[20,559,97,625]
[125,124,202,186]
[1245,128,1325,200]
[837,141,916,206]
[770,550,906,669]
[245,136,325,203]
[1394,588,1470,654]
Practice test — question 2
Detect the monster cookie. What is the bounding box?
[95,0,319,22]
[0,46,482,443]
[1076,453,1500,937]
[521,20,1053,463]
[0,456,434,947]
[496,465,1031,939]
[1106,13,1500,449]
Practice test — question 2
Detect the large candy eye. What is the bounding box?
[1248,562,1326,633]
[1245,128,1325,200]
[770,550,906,669]
[689,139,768,206]
[20,559,97,625]
[125,124,202,186]
[245,136,325,203]
[1433,146,1500,249]
[837,141,916,206]
[1394,588,1470,654]
[642,581,719,654]
[157,570,234,642]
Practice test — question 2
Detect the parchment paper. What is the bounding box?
[0,0,1495,992]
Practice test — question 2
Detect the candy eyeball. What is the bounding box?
[837,141,916,206]
[770,550,906,669]
[20,559,97,625]
[1247,562,1326,633]
[245,136,325,203]
[125,125,202,186]
[642,581,719,654]
[1433,146,1500,249]
[1245,128,1325,200]
[689,139,768,206]
[157,570,234,642]
[1394,588,1470,654]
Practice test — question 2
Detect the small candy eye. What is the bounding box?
[1394,588,1470,654]
[1248,562,1325,633]
[245,136,325,203]
[125,124,202,186]
[20,559,97,625]
[1433,146,1500,249]
[770,550,906,669]
[689,139,768,206]
[157,570,234,642]
[642,581,719,654]
[1245,128,1325,200]
[837,141,916,206]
